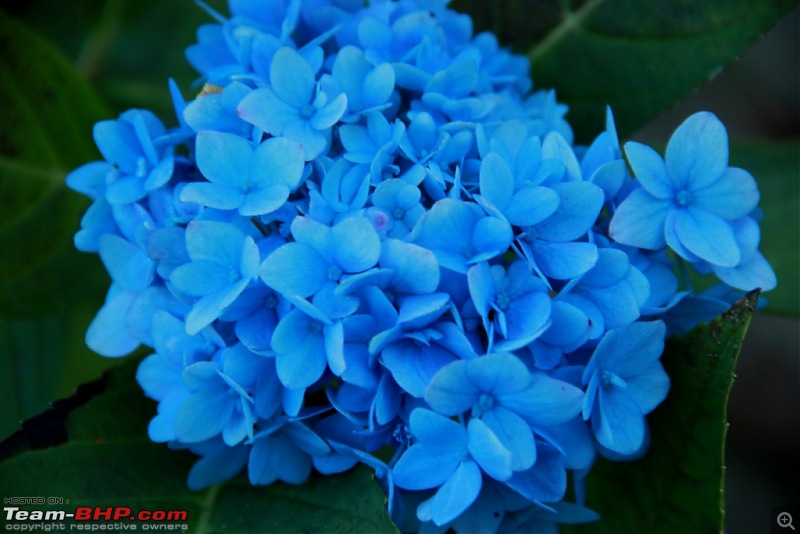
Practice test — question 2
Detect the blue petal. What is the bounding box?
[410,408,468,451]
[185,279,250,335]
[310,93,348,130]
[174,389,232,442]
[674,206,740,266]
[185,220,246,265]
[535,182,603,242]
[594,388,645,454]
[503,445,566,503]
[506,186,560,227]
[692,167,759,220]
[237,87,299,138]
[419,460,482,526]
[180,182,245,210]
[331,216,380,273]
[467,262,496,318]
[383,341,456,398]
[283,421,331,456]
[424,359,480,415]
[609,187,671,249]
[499,373,583,428]
[714,251,777,292]
[195,130,253,188]
[467,417,513,481]
[170,260,232,297]
[98,234,154,292]
[380,239,440,294]
[480,408,535,472]
[626,362,670,414]
[251,136,306,189]
[466,354,530,395]
[479,152,514,211]
[623,141,673,199]
[271,309,327,388]
[393,443,461,491]
[260,242,328,298]
[532,241,598,280]
[666,111,728,190]
[86,288,139,357]
[188,443,248,491]
[270,47,315,108]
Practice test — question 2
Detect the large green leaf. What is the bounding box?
[453,0,797,142]
[2,0,218,118]
[570,291,759,533]
[0,9,116,443]
[0,358,398,534]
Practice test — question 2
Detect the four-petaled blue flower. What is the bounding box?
[610,112,759,268]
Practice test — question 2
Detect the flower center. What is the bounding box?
[472,393,496,417]
[300,104,315,119]
[264,293,278,309]
[675,190,693,207]
[327,265,342,281]
[392,208,406,220]
[495,292,511,310]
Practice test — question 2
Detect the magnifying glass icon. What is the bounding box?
[778,512,795,530]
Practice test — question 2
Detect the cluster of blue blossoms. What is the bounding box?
[67,0,776,531]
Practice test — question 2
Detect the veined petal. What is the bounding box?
[331,217,380,273]
[480,408,535,472]
[174,389,232,442]
[393,444,460,490]
[674,206,740,267]
[270,47,315,108]
[424,359,481,415]
[505,186,560,227]
[195,131,253,187]
[310,93,348,130]
[467,418,513,481]
[666,111,728,190]
[535,182,603,242]
[479,152,514,211]
[499,373,583,428]
[609,188,671,249]
[251,136,306,189]
[594,387,645,454]
[421,460,482,527]
[180,182,245,210]
[260,242,328,298]
[271,309,327,388]
[692,167,759,220]
[623,141,673,199]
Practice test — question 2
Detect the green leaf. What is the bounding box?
[0,10,120,439]
[572,291,759,533]
[6,0,221,118]
[452,0,797,142]
[0,358,399,534]
[0,9,109,317]
[730,142,800,316]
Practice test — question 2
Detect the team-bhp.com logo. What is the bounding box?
[4,506,188,531]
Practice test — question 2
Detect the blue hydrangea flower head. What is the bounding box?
[64,0,778,530]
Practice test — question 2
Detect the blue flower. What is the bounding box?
[248,417,331,485]
[425,354,583,472]
[467,260,551,352]
[180,131,305,215]
[169,221,260,334]
[582,321,670,454]
[393,408,509,526]
[238,47,348,159]
[610,112,759,268]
